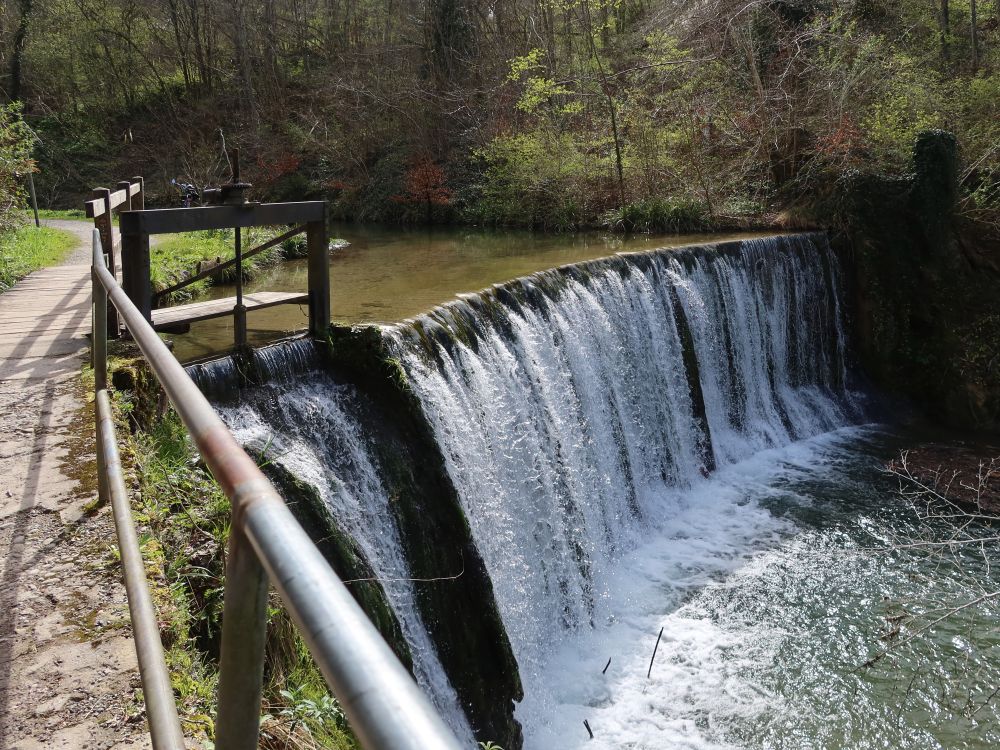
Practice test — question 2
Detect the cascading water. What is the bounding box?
[187,233,994,749]
[386,233,867,744]
[211,373,477,743]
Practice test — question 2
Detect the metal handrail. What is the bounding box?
[91,229,463,750]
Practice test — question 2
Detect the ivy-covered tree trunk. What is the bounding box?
[8,0,33,103]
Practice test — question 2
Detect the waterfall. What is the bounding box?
[192,232,865,748]
[211,375,476,742]
[386,233,863,738]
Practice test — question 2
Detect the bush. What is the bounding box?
[0,103,34,234]
[603,197,710,233]
[151,227,287,304]
[471,132,597,230]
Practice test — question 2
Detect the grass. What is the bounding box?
[0,223,78,291]
[152,228,295,304]
[110,365,359,749]
[34,208,88,221]
[602,197,711,233]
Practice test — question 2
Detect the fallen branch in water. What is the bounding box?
[647,626,664,678]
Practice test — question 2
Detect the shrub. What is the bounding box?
[603,197,710,233]
[0,103,34,234]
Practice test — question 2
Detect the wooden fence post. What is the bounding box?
[92,187,119,337]
[118,180,133,211]
[133,176,144,209]
[306,214,330,338]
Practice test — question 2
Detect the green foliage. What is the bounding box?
[0,225,77,291]
[603,198,710,233]
[10,0,1000,228]
[473,132,598,230]
[0,103,34,233]
[35,208,87,220]
[281,235,309,259]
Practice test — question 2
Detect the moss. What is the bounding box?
[259,459,414,671]
[324,324,525,749]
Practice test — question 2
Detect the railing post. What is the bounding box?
[93,275,108,393]
[122,230,153,323]
[92,230,109,503]
[133,176,145,209]
[306,214,330,338]
[215,529,269,750]
[93,187,120,337]
[118,180,133,212]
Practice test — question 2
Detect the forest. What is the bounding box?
[1,0,998,230]
[2,3,1000,750]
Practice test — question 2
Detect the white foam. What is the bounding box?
[516,430,864,749]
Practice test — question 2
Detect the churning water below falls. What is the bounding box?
[204,234,1000,749]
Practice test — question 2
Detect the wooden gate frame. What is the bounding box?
[118,201,330,341]
[85,190,331,344]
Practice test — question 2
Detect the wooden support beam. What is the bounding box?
[85,198,105,218]
[119,202,326,234]
[122,231,152,323]
[150,292,309,331]
[306,216,330,338]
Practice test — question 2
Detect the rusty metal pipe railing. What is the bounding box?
[90,230,463,750]
[95,390,187,749]
[92,248,185,750]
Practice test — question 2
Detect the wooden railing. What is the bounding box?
[84,176,331,351]
[85,177,144,335]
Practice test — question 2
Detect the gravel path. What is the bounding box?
[0,220,152,749]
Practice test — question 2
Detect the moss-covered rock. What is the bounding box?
[324,324,525,749]
[260,458,414,671]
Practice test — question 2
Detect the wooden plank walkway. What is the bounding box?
[0,220,149,748]
[151,291,309,331]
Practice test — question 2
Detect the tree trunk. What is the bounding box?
[9,0,32,102]
[970,0,979,70]
[940,0,950,62]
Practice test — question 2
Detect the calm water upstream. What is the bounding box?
[168,224,772,361]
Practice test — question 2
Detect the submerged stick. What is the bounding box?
[647,626,664,679]
[602,657,611,674]
[583,719,594,739]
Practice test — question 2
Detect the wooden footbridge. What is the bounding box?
[84,162,328,348]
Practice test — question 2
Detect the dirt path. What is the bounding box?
[0,220,151,749]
